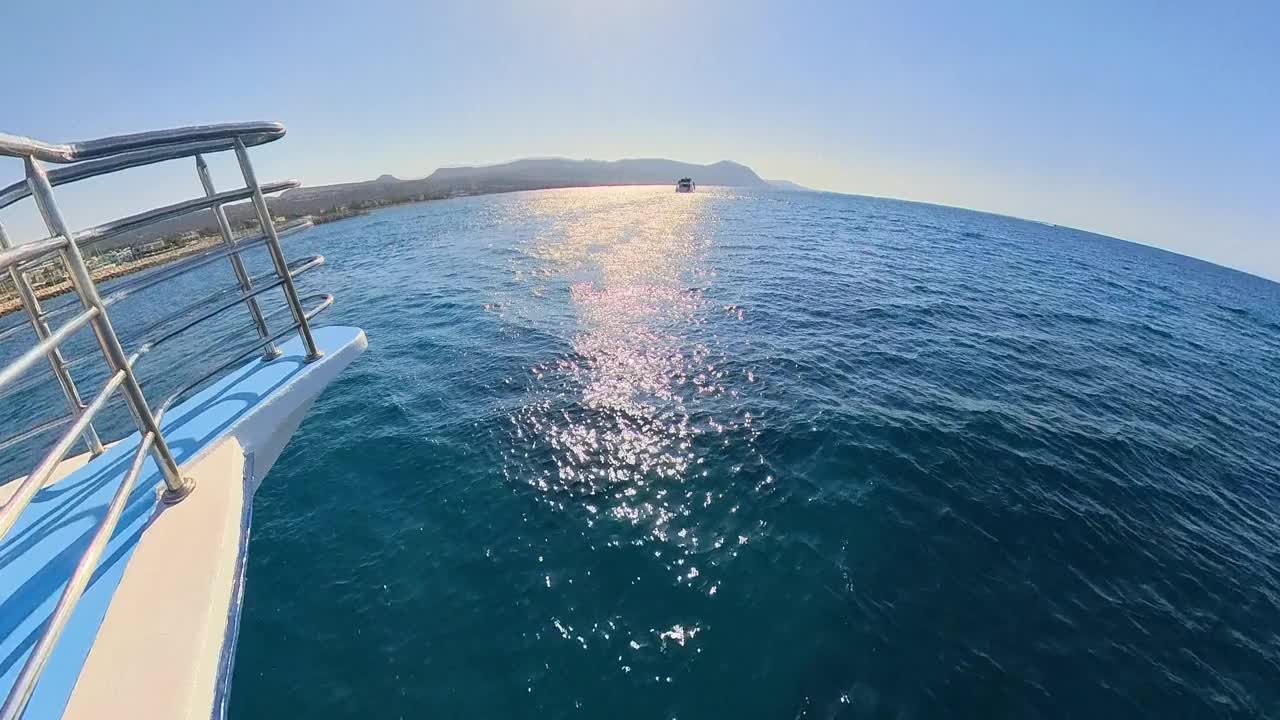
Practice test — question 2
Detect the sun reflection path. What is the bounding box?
[492,188,769,678]
[501,187,762,562]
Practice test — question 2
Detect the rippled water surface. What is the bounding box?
[216,187,1280,718]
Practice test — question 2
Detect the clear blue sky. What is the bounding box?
[2,0,1277,277]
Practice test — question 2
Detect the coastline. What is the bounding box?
[0,237,222,318]
[1,179,708,321]
[0,210,367,320]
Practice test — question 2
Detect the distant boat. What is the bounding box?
[676,177,695,193]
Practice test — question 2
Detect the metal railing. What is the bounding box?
[0,120,329,720]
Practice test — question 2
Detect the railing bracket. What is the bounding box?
[159,477,197,505]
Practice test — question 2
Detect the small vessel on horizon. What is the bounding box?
[676,177,695,193]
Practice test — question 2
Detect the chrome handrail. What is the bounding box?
[0,306,99,389]
[197,153,278,358]
[0,120,330,720]
[0,353,94,405]
[0,137,274,210]
[0,224,102,454]
[234,139,321,362]
[155,293,334,418]
[14,218,313,330]
[25,155,191,498]
[0,415,72,454]
[0,369,125,540]
[0,121,284,163]
[70,179,299,251]
[138,256,324,354]
[0,431,154,720]
[0,230,316,407]
[0,235,67,271]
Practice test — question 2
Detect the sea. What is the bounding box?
[6,186,1280,718]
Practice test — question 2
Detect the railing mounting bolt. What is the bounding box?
[159,477,196,505]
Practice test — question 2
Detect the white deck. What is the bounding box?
[0,326,366,719]
[64,437,246,719]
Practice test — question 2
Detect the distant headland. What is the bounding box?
[105,157,801,251]
[0,158,808,315]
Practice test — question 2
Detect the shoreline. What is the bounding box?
[5,182,769,322]
[0,237,224,318]
[0,211,369,320]
[0,183,680,321]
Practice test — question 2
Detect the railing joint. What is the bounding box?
[159,476,197,505]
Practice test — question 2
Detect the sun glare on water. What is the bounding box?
[500,187,762,582]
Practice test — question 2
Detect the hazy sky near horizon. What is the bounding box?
[2,0,1277,277]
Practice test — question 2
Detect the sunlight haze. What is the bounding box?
[2,0,1276,276]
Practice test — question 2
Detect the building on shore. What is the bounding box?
[136,240,168,257]
[27,258,67,288]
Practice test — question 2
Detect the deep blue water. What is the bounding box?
[7,186,1280,718]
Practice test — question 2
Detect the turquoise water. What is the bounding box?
[7,186,1280,717]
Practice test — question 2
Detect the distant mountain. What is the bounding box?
[767,179,813,192]
[426,157,768,191]
[97,157,774,250]
[273,157,768,215]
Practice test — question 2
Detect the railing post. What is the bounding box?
[194,154,280,360]
[0,222,104,456]
[232,138,322,362]
[24,157,194,503]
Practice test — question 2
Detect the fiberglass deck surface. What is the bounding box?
[0,326,362,718]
